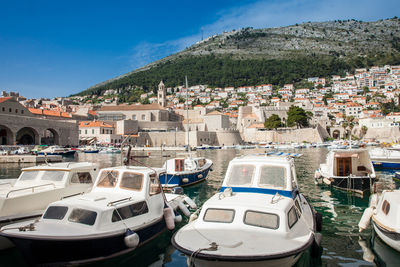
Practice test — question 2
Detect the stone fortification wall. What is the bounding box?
[363,127,400,143]
[138,121,183,131]
[242,127,326,143]
[215,130,243,146]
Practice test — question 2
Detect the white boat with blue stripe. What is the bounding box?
[172,153,322,267]
[160,156,213,188]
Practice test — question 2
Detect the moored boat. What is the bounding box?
[0,162,99,249]
[160,156,213,188]
[0,165,195,265]
[172,153,322,267]
[369,148,400,169]
[37,146,76,156]
[315,149,376,195]
[359,190,400,252]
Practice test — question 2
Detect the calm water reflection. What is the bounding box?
[1,148,400,266]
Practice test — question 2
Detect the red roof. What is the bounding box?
[0,97,12,103]
[28,108,71,118]
[79,121,113,128]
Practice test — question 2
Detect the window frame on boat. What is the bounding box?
[111,201,149,222]
[96,170,119,188]
[18,170,40,181]
[40,170,68,182]
[257,165,288,190]
[225,164,255,187]
[203,208,235,223]
[68,208,97,226]
[70,172,93,184]
[43,206,69,220]
[119,171,144,191]
[287,206,299,229]
[294,198,302,218]
[243,210,280,230]
[149,173,162,196]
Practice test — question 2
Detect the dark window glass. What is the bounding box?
[288,206,298,228]
[43,206,68,220]
[244,210,279,229]
[112,201,149,222]
[68,208,97,226]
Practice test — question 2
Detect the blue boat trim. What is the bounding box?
[372,161,400,169]
[219,186,298,199]
[160,164,212,187]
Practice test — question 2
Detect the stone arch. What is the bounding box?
[0,125,15,145]
[41,128,60,145]
[16,127,39,145]
[332,129,341,139]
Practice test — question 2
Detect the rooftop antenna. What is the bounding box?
[185,76,190,154]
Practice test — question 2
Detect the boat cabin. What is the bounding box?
[38,166,165,233]
[329,149,374,177]
[220,154,299,197]
[164,157,207,174]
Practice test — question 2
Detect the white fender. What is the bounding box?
[182,178,189,183]
[184,196,197,209]
[124,230,140,248]
[197,174,203,179]
[323,178,331,185]
[358,207,374,232]
[164,207,175,230]
[369,194,378,208]
[178,201,191,217]
[174,214,182,223]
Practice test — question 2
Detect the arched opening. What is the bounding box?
[332,130,341,139]
[16,127,39,145]
[0,125,14,145]
[41,128,59,145]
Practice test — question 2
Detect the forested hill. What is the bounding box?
[77,18,400,96]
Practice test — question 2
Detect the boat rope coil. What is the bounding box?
[189,242,218,266]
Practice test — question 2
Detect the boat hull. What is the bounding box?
[372,219,400,252]
[2,218,166,265]
[372,160,400,169]
[160,164,212,187]
[319,175,374,195]
[38,151,76,156]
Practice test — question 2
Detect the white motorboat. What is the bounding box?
[359,190,400,253]
[160,156,213,188]
[37,146,76,156]
[172,153,322,267]
[0,162,98,249]
[0,165,195,265]
[369,148,400,169]
[99,146,121,154]
[315,149,376,195]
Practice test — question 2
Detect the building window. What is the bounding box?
[15,109,18,113]
[102,129,105,134]
[79,130,81,134]
[9,108,12,112]
[110,130,113,134]
[85,130,87,134]
[21,110,24,114]
[92,129,94,134]
[132,115,136,120]
[142,114,145,120]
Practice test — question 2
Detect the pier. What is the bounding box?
[0,155,62,163]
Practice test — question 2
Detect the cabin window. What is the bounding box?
[288,206,298,228]
[71,172,93,184]
[382,200,390,215]
[149,173,161,195]
[68,208,97,226]
[43,206,68,220]
[41,171,67,182]
[244,210,279,229]
[203,208,235,223]
[120,172,143,191]
[97,170,119,188]
[259,166,287,189]
[175,159,185,172]
[112,201,149,222]
[226,164,255,186]
[19,171,40,181]
[295,199,302,218]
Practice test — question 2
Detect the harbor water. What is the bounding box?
[0,148,399,266]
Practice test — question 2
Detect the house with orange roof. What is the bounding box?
[79,120,123,144]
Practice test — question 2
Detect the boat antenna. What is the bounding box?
[185,75,191,155]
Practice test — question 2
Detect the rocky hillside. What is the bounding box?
[78,18,400,96]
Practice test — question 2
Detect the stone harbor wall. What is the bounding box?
[363,127,400,143]
[242,126,328,143]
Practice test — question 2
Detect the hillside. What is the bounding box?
[77,18,400,97]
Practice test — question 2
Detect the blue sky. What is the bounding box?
[0,0,399,98]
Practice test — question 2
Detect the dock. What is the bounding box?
[0,155,62,163]
[130,146,186,151]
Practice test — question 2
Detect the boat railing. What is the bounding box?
[6,183,56,198]
[61,192,84,199]
[107,197,132,207]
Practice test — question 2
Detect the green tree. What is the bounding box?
[264,114,282,130]
[287,106,311,128]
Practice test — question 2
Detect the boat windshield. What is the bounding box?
[120,172,143,191]
[226,164,255,186]
[97,170,119,188]
[258,165,287,189]
[43,206,68,220]
[18,170,67,182]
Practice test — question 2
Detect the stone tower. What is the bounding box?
[158,80,166,107]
